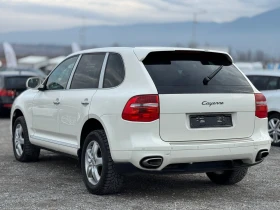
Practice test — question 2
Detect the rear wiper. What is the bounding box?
[203,65,224,85]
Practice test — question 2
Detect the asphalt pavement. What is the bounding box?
[0,117,280,210]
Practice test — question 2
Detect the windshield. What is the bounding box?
[143,51,253,94]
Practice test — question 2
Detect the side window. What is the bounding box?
[46,56,78,90]
[70,53,105,89]
[277,78,280,89]
[247,76,270,91]
[103,53,125,88]
[267,77,280,90]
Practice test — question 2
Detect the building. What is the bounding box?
[17,56,49,69]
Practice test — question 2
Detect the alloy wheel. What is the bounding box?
[85,140,103,185]
[268,118,280,144]
[14,124,24,157]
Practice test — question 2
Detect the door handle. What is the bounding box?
[81,98,89,105]
[53,98,60,105]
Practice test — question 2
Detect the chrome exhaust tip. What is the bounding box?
[140,157,163,169]
[255,150,269,162]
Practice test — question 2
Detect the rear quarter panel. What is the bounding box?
[88,49,158,150]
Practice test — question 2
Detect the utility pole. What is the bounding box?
[79,15,87,48]
[192,13,197,45]
[191,10,206,46]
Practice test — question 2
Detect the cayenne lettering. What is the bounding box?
[202,101,224,106]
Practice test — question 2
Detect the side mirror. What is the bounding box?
[26,77,43,89]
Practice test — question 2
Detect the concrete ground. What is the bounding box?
[0,117,279,210]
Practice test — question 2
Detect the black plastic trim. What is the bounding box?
[38,146,79,160]
[114,159,265,175]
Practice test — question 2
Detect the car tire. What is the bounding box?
[81,130,124,195]
[268,113,280,146]
[206,168,248,185]
[12,116,40,162]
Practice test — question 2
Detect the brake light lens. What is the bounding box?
[122,95,159,122]
[255,93,267,118]
[0,89,15,97]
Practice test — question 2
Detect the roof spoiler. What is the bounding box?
[133,48,233,65]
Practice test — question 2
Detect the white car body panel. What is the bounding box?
[32,91,61,139]
[11,47,271,171]
[58,89,97,148]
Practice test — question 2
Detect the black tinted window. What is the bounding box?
[46,56,78,90]
[103,53,125,88]
[143,51,253,94]
[267,77,279,90]
[247,76,280,91]
[71,53,105,89]
[5,76,32,89]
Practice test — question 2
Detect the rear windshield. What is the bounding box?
[4,76,31,89]
[143,51,253,94]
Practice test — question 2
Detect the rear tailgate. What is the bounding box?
[159,94,255,141]
[142,50,255,142]
[3,76,30,101]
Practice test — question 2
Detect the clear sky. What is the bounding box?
[0,0,279,33]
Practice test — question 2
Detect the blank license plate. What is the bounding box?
[190,114,233,128]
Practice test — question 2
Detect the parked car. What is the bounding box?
[0,70,41,116]
[11,47,271,195]
[245,71,280,146]
[0,67,47,79]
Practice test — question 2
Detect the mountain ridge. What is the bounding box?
[0,8,280,55]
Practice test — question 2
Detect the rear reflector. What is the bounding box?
[3,104,12,108]
[255,93,267,118]
[122,95,159,122]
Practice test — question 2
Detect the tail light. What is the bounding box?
[0,89,15,97]
[122,95,159,122]
[255,93,267,118]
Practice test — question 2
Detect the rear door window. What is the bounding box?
[70,53,105,89]
[267,77,279,90]
[247,76,280,91]
[143,51,253,94]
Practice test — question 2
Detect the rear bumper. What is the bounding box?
[115,159,265,175]
[0,103,12,112]
[0,98,13,111]
[0,96,14,105]
[111,139,271,173]
[102,114,271,174]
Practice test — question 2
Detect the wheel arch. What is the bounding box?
[268,110,280,118]
[12,108,25,128]
[78,117,110,159]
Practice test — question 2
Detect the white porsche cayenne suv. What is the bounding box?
[10,47,271,195]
